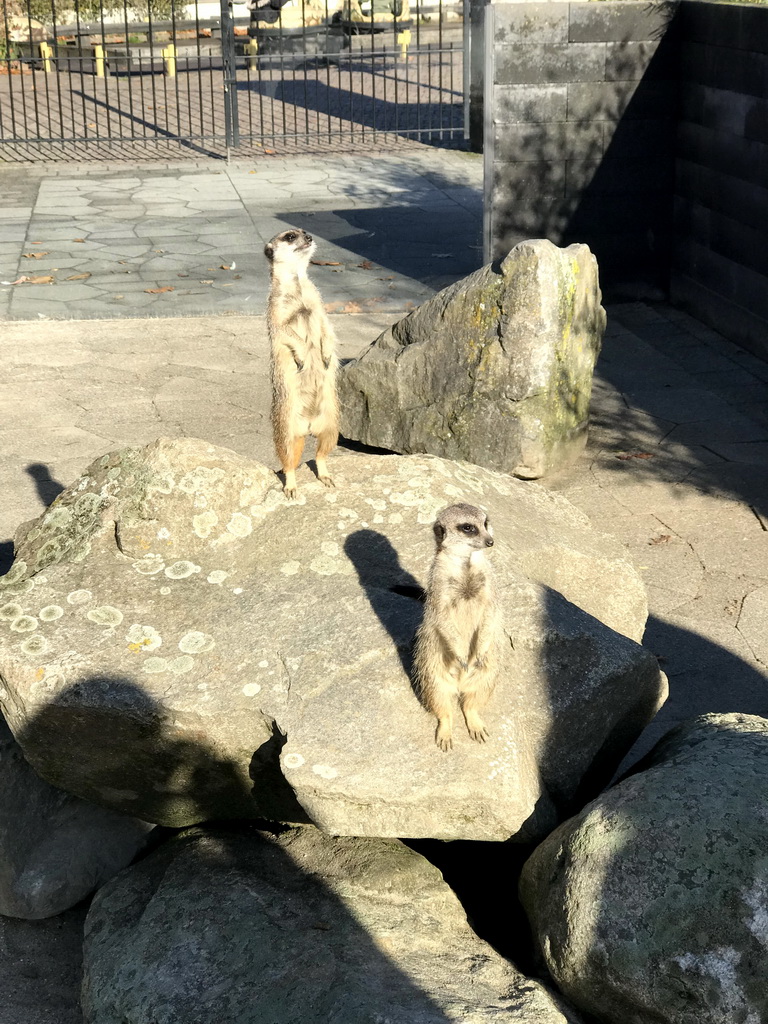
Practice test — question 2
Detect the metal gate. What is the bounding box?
[0,0,468,159]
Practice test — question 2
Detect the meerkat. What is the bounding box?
[413,503,501,752]
[264,227,340,499]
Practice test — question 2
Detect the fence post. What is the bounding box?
[219,0,241,151]
[162,42,177,76]
[93,43,106,77]
[39,41,53,72]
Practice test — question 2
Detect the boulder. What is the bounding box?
[519,713,768,1024]
[0,716,152,920]
[339,239,607,479]
[82,825,584,1024]
[0,438,664,840]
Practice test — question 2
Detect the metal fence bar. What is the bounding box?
[1,0,467,157]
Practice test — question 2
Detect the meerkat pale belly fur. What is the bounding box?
[414,503,501,751]
[264,227,340,499]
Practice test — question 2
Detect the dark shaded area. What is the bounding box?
[0,541,14,577]
[490,1,681,295]
[25,463,65,507]
[343,528,423,679]
[5,679,456,1022]
[671,1,768,360]
[276,202,483,289]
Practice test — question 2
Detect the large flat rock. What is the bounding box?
[0,439,664,841]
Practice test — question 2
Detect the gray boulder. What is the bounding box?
[0,716,152,920]
[0,438,664,841]
[519,713,768,1024]
[82,825,584,1024]
[339,239,606,479]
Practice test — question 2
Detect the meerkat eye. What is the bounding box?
[284,232,298,243]
[459,523,479,536]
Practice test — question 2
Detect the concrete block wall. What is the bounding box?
[672,1,768,360]
[485,0,680,291]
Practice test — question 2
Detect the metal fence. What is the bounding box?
[0,0,468,159]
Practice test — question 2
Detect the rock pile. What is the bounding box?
[0,438,664,843]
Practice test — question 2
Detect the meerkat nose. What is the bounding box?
[485,537,494,547]
[304,233,313,244]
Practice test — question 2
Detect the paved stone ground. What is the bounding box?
[0,150,483,321]
[1,154,767,1024]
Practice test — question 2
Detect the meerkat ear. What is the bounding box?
[264,243,274,262]
[433,523,446,544]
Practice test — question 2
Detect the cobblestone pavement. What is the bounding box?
[0,148,483,320]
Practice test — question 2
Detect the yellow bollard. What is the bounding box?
[397,28,411,60]
[93,43,105,78]
[244,37,258,69]
[39,41,53,73]
[162,42,176,77]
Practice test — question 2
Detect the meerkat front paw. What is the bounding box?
[284,485,298,500]
[474,655,487,670]
[319,474,335,490]
[468,725,489,743]
[436,730,453,752]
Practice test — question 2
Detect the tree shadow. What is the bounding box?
[3,675,456,1022]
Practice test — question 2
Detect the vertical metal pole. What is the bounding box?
[220,0,240,152]
[462,0,470,141]
[482,0,493,264]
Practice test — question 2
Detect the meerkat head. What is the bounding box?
[433,503,494,558]
[263,228,316,271]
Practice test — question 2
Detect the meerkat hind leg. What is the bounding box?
[282,435,305,499]
[459,688,490,743]
[314,426,338,489]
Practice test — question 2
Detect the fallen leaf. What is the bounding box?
[153,249,166,253]
[73,238,85,243]
[616,452,654,461]
[357,260,373,270]
[221,283,233,287]
[66,272,91,281]
[87,122,96,128]
[114,294,124,299]
[649,534,672,546]
[206,267,218,272]
[118,260,128,264]
[263,148,276,155]
[12,274,54,285]
[377,275,394,280]
[234,274,242,279]
[177,273,189,278]
[22,251,50,259]
[144,286,175,294]
[220,264,233,270]
[200,279,214,285]
[311,260,343,267]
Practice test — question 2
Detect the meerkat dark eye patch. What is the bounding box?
[284,232,298,243]
[460,523,479,535]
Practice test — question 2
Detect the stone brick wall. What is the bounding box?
[485,0,679,292]
[671,2,768,360]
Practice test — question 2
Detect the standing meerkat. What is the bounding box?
[264,227,340,499]
[413,503,501,752]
